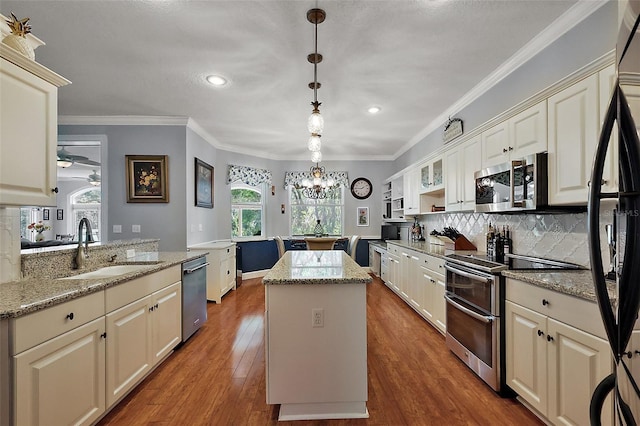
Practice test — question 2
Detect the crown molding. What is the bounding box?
[58,115,189,126]
[395,0,609,160]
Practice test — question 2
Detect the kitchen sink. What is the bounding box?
[58,264,154,280]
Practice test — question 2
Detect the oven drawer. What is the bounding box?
[505,278,605,339]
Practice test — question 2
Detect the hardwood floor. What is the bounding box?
[98,275,543,426]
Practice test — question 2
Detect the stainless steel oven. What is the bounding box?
[444,254,507,394]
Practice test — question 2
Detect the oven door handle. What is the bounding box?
[445,294,494,324]
[444,263,494,282]
[183,262,210,274]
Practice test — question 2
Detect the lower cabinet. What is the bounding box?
[203,243,236,303]
[105,282,181,408]
[8,265,184,425]
[505,279,612,426]
[14,317,106,426]
[386,243,446,335]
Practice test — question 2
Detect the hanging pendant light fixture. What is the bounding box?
[298,7,336,200]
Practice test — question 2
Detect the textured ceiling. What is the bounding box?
[1,0,589,161]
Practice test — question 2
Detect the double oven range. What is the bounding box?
[443,253,581,395]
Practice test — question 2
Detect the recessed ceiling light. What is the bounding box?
[206,75,228,87]
[368,106,382,114]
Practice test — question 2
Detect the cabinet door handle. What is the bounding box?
[503,148,508,153]
[149,306,155,312]
[508,146,514,151]
[100,332,107,339]
[155,303,159,309]
[542,299,549,306]
[547,335,554,342]
[66,312,74,320]
[51,187,59,194]
[537,330,544,337]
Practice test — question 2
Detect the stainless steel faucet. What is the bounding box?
[75,218,93,269]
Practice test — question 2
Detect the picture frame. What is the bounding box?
[194,158,214,208]
[56,209,63,220]
[42,209,49,221]
[126,155,169,203]
[357,207,369,227]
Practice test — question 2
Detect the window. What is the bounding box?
[231,183,265,239]
[290,187,344,236]
[70,188,101,241]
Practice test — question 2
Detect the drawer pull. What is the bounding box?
[66,313,74,321]
[155,303,159,309]
[149,306,155,312]
[542,299,549,306]
[547,335,554,342]
[537,330,544,337]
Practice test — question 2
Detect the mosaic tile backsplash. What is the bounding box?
[417,211,613,269]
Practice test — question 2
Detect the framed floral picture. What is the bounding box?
[195,158,214,208]
[126,155,169,203]
[357,207,369,227]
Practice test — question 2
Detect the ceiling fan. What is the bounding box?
[57,147,101,168]
[68,170,101,186]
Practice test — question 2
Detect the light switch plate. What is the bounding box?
[113,225,122,233]
[132,224,141,233]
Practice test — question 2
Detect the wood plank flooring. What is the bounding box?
[98,275,543,426]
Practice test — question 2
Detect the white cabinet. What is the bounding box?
[390,176,405,221]
[547,74,599,205]
[505,279,612,426]
[482,101,548,168]
[201,243,236,303]
[105,281,181,408]
[0,46,70,206]
[403,168,421,216]
[419,157,444,193]
[445,135,481,211]
[418,254,446,334]
[14,317,106,426]
[387,243,446,335]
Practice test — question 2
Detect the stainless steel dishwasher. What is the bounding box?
[182,256,208,342]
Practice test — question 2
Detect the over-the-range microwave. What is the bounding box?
[474,152,548,213]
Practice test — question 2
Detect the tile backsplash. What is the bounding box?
[418,211,613,269]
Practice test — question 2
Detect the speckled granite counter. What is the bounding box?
[263,250,372,285]
[0,251,206,319]
[384,240,478,258]
[502,269,616,304]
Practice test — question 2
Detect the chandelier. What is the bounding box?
[300,7,336,199]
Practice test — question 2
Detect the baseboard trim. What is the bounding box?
[242,269,268,280]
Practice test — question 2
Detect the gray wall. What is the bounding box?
[59,125,188,251]
[394,1,617,171]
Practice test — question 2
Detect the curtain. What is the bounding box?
[284,171,349,189]
[227,164,272,186]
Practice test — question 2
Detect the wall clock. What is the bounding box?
[350,177,373,200]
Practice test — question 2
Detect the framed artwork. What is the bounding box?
[42,209,49,220]
[357,207,369,227]
[56,209,63,220]
[126,155,169,203]
[195,158,214,208]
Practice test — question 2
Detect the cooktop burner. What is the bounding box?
[445,253,584,274]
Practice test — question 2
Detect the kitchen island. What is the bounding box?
[262,250,372,421]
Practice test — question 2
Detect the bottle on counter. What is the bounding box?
[486,222,495,259]
[503,225,512,264]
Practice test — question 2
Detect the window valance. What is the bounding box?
[284,171,349,189]
[227,164,272,186]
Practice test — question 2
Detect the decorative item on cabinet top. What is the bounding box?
[443,117,463,144]
[2,13,36,60]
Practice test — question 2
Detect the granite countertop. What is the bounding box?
[384,240,477,259]
[503,269,616,304]
[263,250,372,285]
[0,251,207,319]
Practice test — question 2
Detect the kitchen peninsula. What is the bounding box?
[263,250,372,421]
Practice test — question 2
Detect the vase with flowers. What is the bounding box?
[28,221,51,242]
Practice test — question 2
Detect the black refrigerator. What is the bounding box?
[588,1,640,424]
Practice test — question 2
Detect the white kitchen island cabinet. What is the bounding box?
[188,241,236,303]
[263,250,372,421]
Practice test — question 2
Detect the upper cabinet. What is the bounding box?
[403,168,421,216]
[0,45,70,206]
[419,157,444,193]
[482,101,548,168]
[445,135,481,212]
[547,73,599,205]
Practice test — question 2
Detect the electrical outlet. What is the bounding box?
[126,249,136,258]
[198,223,203,231]
[132,224,141,233]
[312,308,324,328]
[113,225,122,233]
